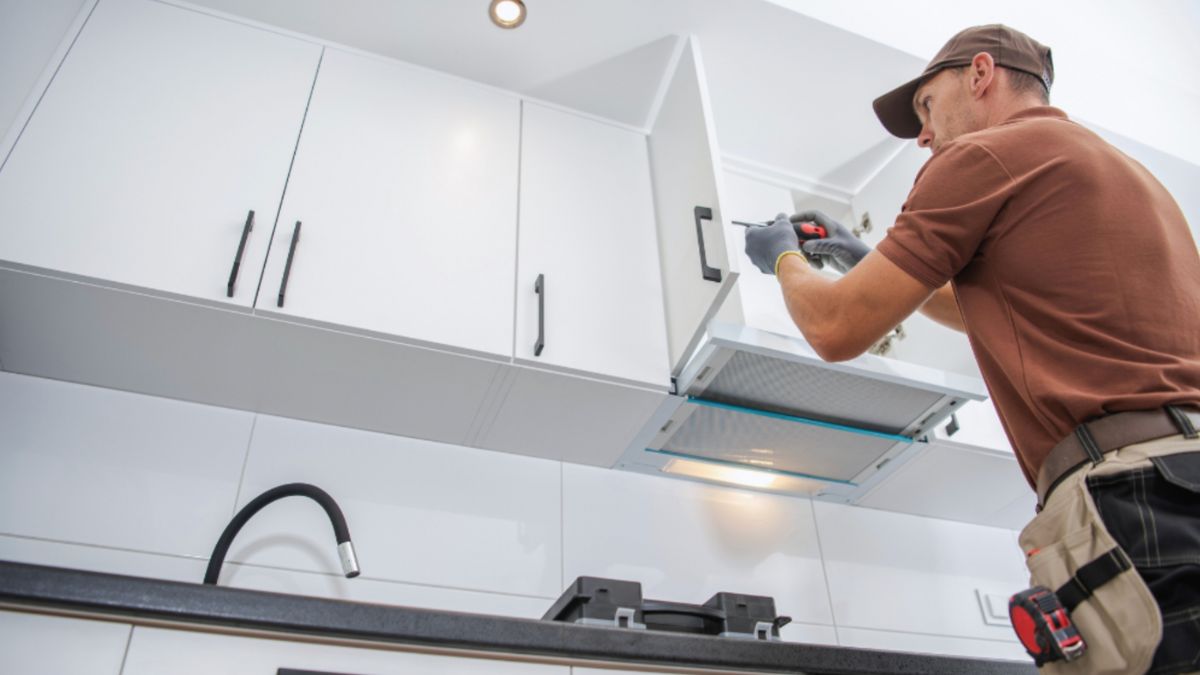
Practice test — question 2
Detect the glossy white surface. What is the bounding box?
[837,626,1028,662]
[0,534,206,583]
[648,37,739,374]
[259,46,519,358]
[0,372,253,557]
[0,0,320,306]
[934,399,1013,452]
[0,0,88,149]
[122,626,568,675]
[562,463,834,630]
[225,414,563,598]
[716,171,803,339]
[0,532,549,618]
[0,611,131,675]
[814,501,1025,643]
[515,102,669,387]
[473,366,667,467]
[222,562,552,619]
[857,441,1034,529]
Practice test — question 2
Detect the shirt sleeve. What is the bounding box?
[876,140,1016,289]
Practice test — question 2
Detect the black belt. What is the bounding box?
[1036,405,1200,509]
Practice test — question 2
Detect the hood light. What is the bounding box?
[489,0,526,29]
[663,458,778,489]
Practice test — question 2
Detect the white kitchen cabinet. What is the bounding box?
[0,611,131,675]
[121,626,568,675]
[0,0,320,308]
[648,37,741,377]
[258,47,520,359]
[515,102,669,388]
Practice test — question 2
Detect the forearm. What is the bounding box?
[775,253,931,362]
[919,283,965,332]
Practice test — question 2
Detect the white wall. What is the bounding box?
[767,0,1200,168]
[0,0,90,147]
[0,371,1029,661]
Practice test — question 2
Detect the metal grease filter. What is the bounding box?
[661,404,902,481]
[695,350,944,434]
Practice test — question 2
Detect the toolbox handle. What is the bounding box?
[226,210,254,298]
[641,600,725,621]
[693,206,722,283]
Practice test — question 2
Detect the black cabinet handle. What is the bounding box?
[534,273,545,356]
[277,221,301,308]
[226,210,254,297]
[694,206,722,282]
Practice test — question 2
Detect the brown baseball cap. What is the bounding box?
[872,24,1054,138]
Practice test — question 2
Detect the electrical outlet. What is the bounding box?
[976,589,1012,626]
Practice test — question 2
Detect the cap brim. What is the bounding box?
[872,75,924,139]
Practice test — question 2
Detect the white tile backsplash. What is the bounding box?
[562,463,834,628]
[222,561,552,618]
[814,500,1026,643]
[0,610,131,675]
[225,413,563,598]
[0,372,1037,660]
[0,533,207,582]
[0,372,252,558]
[837,626,1029,661]
[122,626,568,675]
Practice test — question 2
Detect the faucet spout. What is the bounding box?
[204,482,360,585]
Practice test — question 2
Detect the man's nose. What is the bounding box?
[917,125,934,149]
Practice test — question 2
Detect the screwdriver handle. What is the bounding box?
[732,219,827,240]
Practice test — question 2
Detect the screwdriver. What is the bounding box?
[732,219,828,240]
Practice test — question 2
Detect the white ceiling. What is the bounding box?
[179,0,926,196]
[769,0,1200,168]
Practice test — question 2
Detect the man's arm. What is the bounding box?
[776,250,936,361]
[920,284,965,332]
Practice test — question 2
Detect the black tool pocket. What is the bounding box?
[1088,451,1200,673]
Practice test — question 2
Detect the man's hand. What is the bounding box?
[745,213,804,275]
[793,210,871,274]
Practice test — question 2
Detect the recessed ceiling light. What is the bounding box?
[489,0,526,29]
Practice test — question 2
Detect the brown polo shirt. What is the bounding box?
[876,106,1200,487]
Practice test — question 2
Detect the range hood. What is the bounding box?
[617,322,988,502]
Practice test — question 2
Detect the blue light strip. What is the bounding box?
[645,447,857,486]
[686,396,914,444]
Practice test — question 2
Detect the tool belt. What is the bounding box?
[1036,404,1200,509]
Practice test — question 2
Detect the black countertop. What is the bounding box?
[0,560,1034,675]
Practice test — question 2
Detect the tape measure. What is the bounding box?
[1008,586,1086,666]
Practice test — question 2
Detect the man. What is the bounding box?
[745,25,1200,674]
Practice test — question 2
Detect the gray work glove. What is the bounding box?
[744,213,802,275]
[793,210,871,274]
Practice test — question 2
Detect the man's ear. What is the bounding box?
[969,52,996,99]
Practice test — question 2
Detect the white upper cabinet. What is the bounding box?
[258,48,520,359]
[648,37,741,376]
[515,102,669,388]
[0,0,320,307]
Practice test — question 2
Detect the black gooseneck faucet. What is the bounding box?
[204,483,360,585]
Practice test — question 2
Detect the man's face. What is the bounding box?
[913,68,976,153]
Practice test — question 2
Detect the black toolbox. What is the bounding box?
[542,576,791,640]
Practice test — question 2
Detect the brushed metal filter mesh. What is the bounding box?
[695,350,944,434]
[661,404,901,481]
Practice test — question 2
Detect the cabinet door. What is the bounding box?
[121,626,567,675]
[648,37,741,376]
[0,0,320,307]
[516,102,669,388]
[0,611,130,675]
[258,48,520,359]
